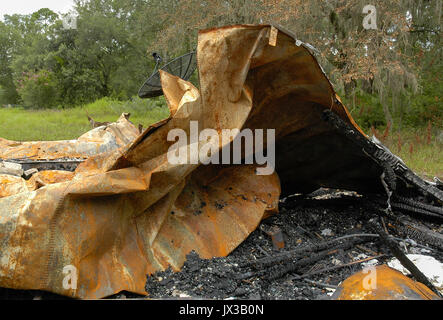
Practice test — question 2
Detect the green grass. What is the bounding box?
[367,126,443,180]
[0,97,170,141]
[393,142,443,180]
[0,98,441,179]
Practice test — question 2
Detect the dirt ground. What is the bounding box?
[1,189,441,300]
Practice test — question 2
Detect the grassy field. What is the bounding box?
[370,126,443,180]
[0,97,170,141]
[0,99,441,178]
[393,142,443,180]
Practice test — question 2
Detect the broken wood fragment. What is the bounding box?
[266,238,368,280]
[246,234,377,269]
[290,255,385,282]
[394,195,443,216]
[393,218,443,251]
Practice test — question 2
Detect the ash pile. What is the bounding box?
[145,188,442,300]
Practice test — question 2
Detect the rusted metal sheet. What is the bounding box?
[0,174,28,198]
[0,24,418,299]
[332,265,441,300]
[0,171,76,198]
[0,113,139,161]
[26,170,75,191]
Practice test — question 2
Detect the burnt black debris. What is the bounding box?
[5,159,82,173]
[144,189,443,300]
[322,110,443,205]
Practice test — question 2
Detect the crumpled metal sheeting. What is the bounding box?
[0,181,146,295]
[0,171,76,198]
[0,24,386,299]
[26,170,75,191]
[332,265,441,300]
[0,164,278,298]
[0,174,28,198]
[89,25,379,194]
[0,113,140,161]
[226,26,381,195]
[137,165,280,275]
[0,72,279,299]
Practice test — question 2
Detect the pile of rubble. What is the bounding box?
[144,189,442,300]
[0,24,441,300]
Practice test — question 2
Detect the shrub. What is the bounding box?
[0,85,5,105]
[15,69,59,108]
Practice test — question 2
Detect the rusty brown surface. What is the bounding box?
[0,171,75,198]
[333,265,440,300]
[0,25,391,299]
[0,174,28,198]
[260,224,285,250]
[26,170,75,191]
[0,113,139,161]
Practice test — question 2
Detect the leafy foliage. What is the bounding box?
[0,0,440,129]
[15,70,59,108]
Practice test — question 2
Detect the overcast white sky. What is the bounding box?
[0,0,75,19]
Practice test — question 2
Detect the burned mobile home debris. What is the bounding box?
[0,25,441,300]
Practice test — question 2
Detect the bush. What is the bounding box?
[405,68,443,128]
[0,85,5,105]
[340,90,387,130]
[15,69,59,108]
[82,95,169,126]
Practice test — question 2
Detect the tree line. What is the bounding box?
[0,0,441,128]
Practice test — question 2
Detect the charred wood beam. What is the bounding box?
[392,218,443,252]
[266,239,363,280]
[289,255,385,282]
[374,219,443,298]
[365,198,443,250]
[367,198,443,249]
[391,202,443,220]
[321,110,443,203]
[399,170,443,204]
[235,236,372,280]
[245,234,377,268]
[394,196,443,217]
[370,196,443,222]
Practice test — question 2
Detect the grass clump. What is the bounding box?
[0,96,169,141]
[369,125,443,179]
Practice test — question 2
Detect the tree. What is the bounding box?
[0,21,20,104]
[0,0,440,126]
[152,0,442,128]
